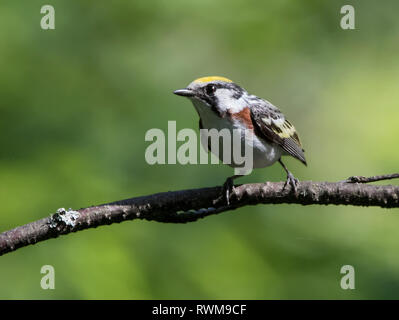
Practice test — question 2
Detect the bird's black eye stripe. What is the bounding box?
[204,82,244,99]
[201,82,245,108]
[205,84,217,95]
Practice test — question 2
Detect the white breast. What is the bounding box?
[192,100,282,169]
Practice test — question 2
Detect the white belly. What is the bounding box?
[197,106,282,169]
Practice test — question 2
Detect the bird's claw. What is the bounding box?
[283,171,299,193]
[222,177,235,206]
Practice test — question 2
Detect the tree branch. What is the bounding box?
[1,174,399,256]
[344,173,399,183]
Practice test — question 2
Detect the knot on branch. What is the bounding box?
[48,208,80,231]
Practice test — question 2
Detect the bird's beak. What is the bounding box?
[173,88,195,97]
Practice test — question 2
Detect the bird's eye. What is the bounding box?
[205,84,216,95]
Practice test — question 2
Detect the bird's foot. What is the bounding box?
[283,171,299,193]
[222,177,236,206]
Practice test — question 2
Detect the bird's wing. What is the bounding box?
[250,100,307,165]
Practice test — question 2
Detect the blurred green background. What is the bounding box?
[1,0,398,299]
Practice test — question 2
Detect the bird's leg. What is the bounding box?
[222,175,242,206]
[278,159,299,192]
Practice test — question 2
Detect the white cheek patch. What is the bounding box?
[215,89,246,113]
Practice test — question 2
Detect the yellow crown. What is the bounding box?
[193,76,233,84]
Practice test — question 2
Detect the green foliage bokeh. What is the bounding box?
[0,0,398,299]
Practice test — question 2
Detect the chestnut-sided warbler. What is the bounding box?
[174,76,307,205]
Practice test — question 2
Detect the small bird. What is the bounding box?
[174,76,307,204]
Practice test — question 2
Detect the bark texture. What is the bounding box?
[1,175,398,256]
